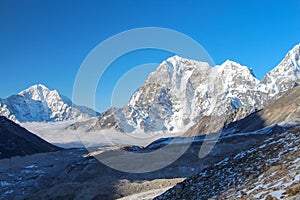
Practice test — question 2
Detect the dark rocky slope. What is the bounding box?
[156,126,300,200]
[0,116,61,159]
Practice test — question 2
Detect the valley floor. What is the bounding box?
[21,121,183,149]
[1,123,299,200]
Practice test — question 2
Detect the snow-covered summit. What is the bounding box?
[216,60,259,85]
[80,55,263,133]
[219,60,254,74]
[0,84,99,123]
[73,43,300,134]
[19,84,55,101]
[261,43,300,97]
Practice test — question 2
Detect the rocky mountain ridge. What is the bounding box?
[72,43,300,134]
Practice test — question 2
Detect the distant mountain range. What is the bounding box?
[70,43,300,134]
[1,44,299,132]
[0,84,99,123]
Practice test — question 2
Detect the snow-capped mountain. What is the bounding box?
[88,56,259,132]
[120,57,261,133]
[72,43,300,134]
[0,84,99,123]
[260,43,300,98]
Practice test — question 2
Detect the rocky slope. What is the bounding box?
[71,43,300,134]
[0,84,99,122]
[155,84,300,199]
[185,82,300,136]
[155,126,300,200]
[0,116,61,159]
[223,85,300,134]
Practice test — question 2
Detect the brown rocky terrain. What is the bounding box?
[156,126,300,200]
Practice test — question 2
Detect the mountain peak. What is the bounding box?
[217,60,256,78]
[287,43,300,58]
[292,43,300,50]
[164,55,191,67]
[1,84,98,122]
[222,59,239,65]
[166,55,183,61]
[19,84,56,101]
[285,43,299,59]
[166,55,210,65]
[23,84,49,92]
[220,60,247,68]
[33,83,48,88]
[160,55,211,75]
[261,43,300,97]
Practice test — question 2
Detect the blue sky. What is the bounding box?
[1,0,300,112]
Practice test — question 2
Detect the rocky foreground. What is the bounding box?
[155,126,300,200]
[0,121,298,200]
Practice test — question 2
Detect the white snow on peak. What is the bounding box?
[19,84,52,100]
[88,43,300,134]
[3,43,300,134]
[0,84,98,123]
[163,55,211,71]
[93,55,265,133]
[166,55,183,61]
[219,60,254,73]
[218,60,259,82]
[221,59,241,66]
[290,42,300,52]
[261,43,300,97]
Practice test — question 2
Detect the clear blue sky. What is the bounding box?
[1,0,300,112]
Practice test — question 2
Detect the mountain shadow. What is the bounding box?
[0,116,62,159]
